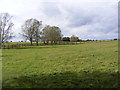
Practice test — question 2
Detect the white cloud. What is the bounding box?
[0,0,118,41]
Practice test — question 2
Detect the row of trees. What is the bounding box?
[0,13,79,46]
[21,18,63,45]
[62,35,80,42]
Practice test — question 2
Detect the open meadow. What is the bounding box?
[2,40,118,88]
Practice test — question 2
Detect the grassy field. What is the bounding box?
[2,40,118,88]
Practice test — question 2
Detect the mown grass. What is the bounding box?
[2,40,118,88]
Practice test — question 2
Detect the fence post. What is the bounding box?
[12,45,13,48]
[8,45,9,49]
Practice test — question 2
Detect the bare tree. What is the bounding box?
[41,25,50,44]
[0,13,14,44]
[33,20,42,46]
[21,18,42,45]
[50,26,62,44]
[41,25,62,44]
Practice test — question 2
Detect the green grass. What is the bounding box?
[2,40,118,88]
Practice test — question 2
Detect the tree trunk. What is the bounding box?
[30,38,32,45]
[0,30,1,49]
[47,40,49,45]
[54,41,56,44]
[36,40,38,46]
[43,40,45,45]
[51,41,53,45]
[36,41,38,46]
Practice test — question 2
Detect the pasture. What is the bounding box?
[2,40,118,88]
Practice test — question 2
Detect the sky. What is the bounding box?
[0,0,119,41]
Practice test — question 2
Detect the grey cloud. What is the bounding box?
[60,2,118,37]
[1,1,117,41]
[36,2,117,40]
[41,2,61,17]
[67,10,95,27]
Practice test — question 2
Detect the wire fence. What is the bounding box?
[1,41,83,49]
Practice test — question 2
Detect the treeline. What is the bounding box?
[0,13,117,47]
[0,13,81,46]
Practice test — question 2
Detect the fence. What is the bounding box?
[2,44,27,49]
[1,41,83,49]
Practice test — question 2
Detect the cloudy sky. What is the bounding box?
[0,0,118,41]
